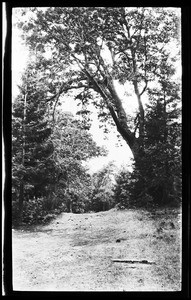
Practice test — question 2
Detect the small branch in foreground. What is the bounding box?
[112,259,155,265]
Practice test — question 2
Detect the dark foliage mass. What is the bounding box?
[12,7,181,226]
[114,91,181,208]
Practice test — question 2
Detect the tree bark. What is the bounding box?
[109,80,142,159]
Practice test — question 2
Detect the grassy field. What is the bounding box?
[12,207,182,291]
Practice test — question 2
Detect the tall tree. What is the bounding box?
[12,63,55,223]
[16,7,180,160]
[113,50,181,207]
[130,76,181,205]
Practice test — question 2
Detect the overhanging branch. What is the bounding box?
[45,81,89,103]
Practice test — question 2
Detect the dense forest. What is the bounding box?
[12,7,181,226]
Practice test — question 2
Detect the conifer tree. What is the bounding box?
[12,63,55,223]
[131,79,181,206]
[114,59,181,207]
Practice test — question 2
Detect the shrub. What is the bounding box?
[113,169,132,208]
[12,195,66,226]
[136,193,154,208]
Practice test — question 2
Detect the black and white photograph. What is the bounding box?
[3,5,186,293]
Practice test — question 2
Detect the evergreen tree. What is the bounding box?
[12,63,55,223]
[114,59,181,208]
[130,79,181,206]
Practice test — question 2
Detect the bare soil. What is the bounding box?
[12,207,182,291]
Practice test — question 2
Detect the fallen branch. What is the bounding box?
[112,259,155,265]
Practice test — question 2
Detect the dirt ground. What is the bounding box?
[12,207,182,291]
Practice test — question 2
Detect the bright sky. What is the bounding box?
[12,27,29,97]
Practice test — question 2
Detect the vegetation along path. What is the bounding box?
[12,207,181,291]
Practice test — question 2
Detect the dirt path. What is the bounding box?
[12,207,181,291]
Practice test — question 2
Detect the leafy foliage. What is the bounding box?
[114,168,132,209]
[12,65,107,224]
[50,111,107,213]
[15,7,180,156]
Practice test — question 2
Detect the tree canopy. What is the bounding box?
[16,7,181,159]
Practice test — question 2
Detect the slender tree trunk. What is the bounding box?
[69,200,73,213]
[18,89,27,224]
[18,182,24,224]
[66,178,73,213]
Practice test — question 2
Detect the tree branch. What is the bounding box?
[83,68,135,148]
[45,81,89,103]
[140,80,148,96]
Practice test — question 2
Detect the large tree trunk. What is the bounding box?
[84,69,143,160]
[108,80,143,159]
